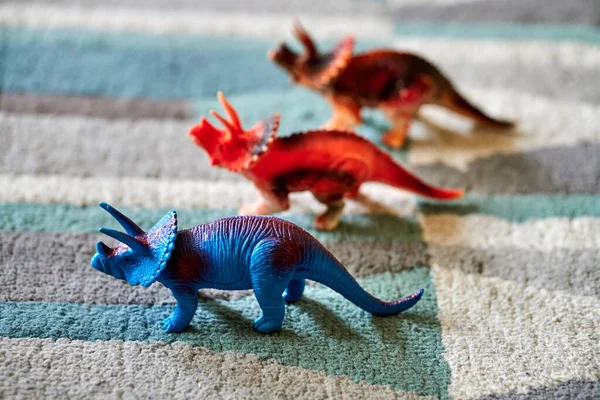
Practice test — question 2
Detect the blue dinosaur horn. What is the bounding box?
[96,241,110,255]
[98,202,144,236]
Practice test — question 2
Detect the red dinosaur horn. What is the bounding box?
[188,116,229,166]
[188,92,281,172]
[293,21,317,60]
[216,91,242,130]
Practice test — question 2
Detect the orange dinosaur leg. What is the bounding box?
[381,111,412,149]
[322,95,362,131]
[380,74,435,149]
[239,188,290,216]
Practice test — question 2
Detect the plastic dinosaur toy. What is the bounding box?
[188,92,463,231]
[91,202,424,334]
[268,23,514,149]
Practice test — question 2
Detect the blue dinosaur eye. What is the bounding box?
[124,256,133,263]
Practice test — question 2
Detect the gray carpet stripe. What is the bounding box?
[428,244,600,298]
[0,113,239,181]
[0,338,432,400]
[478,380,600,400]
[0,231,427,304]
[4,113,600,197]
[0,93,194,120]
[414,142,600,195]
[392,0,600,26]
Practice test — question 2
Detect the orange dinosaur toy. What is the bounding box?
[269,23,513,149]
[189,93,462,231]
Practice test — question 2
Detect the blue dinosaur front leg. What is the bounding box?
[163,286,199,333]
[249,239,299,333]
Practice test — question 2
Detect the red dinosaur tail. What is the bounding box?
[439,86,514,129]
[372,155,463,200]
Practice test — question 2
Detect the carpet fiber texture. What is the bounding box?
[1,1,599,399]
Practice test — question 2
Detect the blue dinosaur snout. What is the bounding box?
[90,253,105,273]
[90,252,127,281]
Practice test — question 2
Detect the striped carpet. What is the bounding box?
[1,1,599,399]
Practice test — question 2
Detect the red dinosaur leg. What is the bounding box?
[239,187,290,216]
[312,193,346,231]
[310,158,367,230]
[322,95,362,131]
[345,186,362,199]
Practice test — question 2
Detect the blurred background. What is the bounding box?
[1,1,599,399]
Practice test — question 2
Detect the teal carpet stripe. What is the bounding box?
[0,269,451,399]
[419,194,600,222]
[2,195,598,237]
[394,21,600,44]
[2,27,288,100]
[0,203,422,242]
[4,23,599,101]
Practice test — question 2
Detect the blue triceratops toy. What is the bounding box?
[91,202,424,333]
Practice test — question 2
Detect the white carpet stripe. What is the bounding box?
[0,174,418,216]
[420,214,600,251]
[433,267,600,399]
[393,37,600,70]
[0,338,432,399]
[387,0,479,5]
[0,3,393,40]
[409,88,600,170]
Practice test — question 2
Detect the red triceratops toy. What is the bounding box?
[189,92,463,231]
[269,23,514,149]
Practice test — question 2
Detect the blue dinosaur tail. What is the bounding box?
[304,244,424,315]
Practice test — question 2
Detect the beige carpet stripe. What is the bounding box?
[420,214,600,251]
[0,337,434,399]
[432,267,600,400]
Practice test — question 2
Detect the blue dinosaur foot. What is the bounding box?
[253,317,283,334]
[283,278,305,303]
[163,315,190,333]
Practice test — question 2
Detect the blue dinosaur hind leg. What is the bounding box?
[249,239,299,333]
[163,287,199,333]
[283,279,305,303]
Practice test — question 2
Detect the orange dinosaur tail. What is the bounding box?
[439,86,514,129]
[372,155,463,200]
